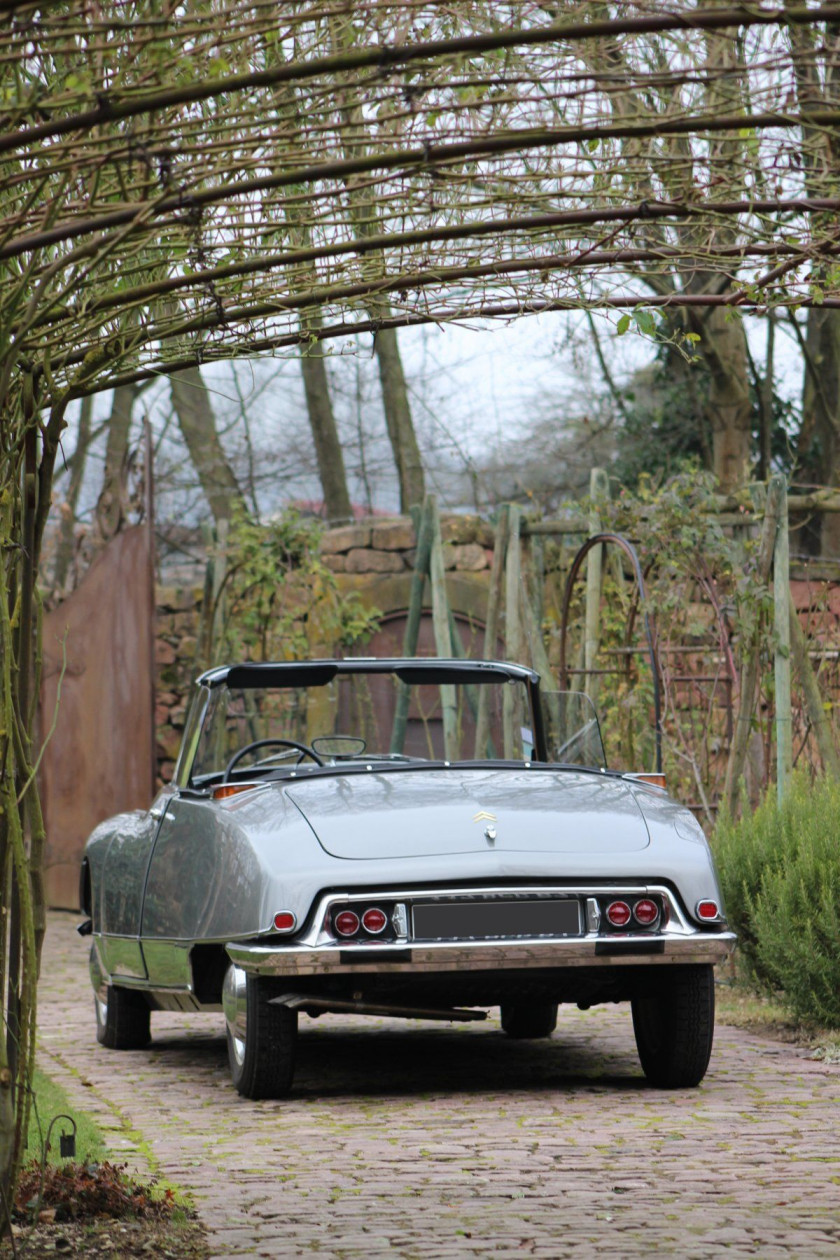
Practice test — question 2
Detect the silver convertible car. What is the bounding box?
[80,658,734,1097]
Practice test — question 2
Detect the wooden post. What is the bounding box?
[390,498,434,754]
[529,532,546,626]
[584,467,609,699]
[773,485,792,802]
[429,497,457,759]
[475,506,510,758]
[724,475,785,815]
[503,506,524,757]
[400,499,434,658]
[481,505,509,660]
[505,505,524,662]
[197,518,229,668]
[213,518,229,654]
[521,537,555,679]
[197,525,216,668]
[520,532,561,750]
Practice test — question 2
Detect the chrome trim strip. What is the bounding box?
[303,883,701,949]
[392,903,408,939]
[107,977,197,993]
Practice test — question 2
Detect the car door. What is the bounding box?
[98,790,176,980]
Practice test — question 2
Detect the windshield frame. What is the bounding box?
[175,659,607,788]
[179,660,543,786]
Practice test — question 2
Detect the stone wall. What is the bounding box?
[318,514,493,575]
[155,584,203,784]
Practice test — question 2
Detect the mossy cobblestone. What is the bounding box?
[38,913,840,1258]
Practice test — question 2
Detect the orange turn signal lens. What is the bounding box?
[212,783,260,801]
[633,773,667,789]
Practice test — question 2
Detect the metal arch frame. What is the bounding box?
[558,532,662,775]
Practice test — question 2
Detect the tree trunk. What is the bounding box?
[372,324,426,512]
[299,332,353,523]
[250,55,353,526]
[785,8,840,551]
[53,395,93,589]
[801,307,840,554]
[324,12,426,514]
[96,385,136,539]
[170,367,247,529]
[695,308,753,493]
[575,21,755,493]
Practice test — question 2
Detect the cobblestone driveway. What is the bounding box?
[39,912,839,1258]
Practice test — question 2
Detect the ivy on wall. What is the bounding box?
[217,508,381,662]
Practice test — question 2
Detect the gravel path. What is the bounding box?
[38,911,840,1258]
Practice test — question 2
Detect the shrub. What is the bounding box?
[713,773,840,1026]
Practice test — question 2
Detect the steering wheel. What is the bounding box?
[223,738,324,782]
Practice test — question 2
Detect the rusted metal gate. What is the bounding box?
[40,520,156,908]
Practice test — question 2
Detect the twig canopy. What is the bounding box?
[4,1,840,404]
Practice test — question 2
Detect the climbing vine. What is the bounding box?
[544,471,777,820]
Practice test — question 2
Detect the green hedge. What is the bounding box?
[713,773,840,1027]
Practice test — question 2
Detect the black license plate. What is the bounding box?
[412,898,581,941]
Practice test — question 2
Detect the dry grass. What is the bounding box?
[716,970,840,1061]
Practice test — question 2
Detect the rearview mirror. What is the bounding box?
[311,735,367,759]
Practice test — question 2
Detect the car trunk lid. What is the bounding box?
[285,767,650,859]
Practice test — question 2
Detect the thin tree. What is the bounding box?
[52,395,94,590]
[325,8,427,512]
[169,368,249,531]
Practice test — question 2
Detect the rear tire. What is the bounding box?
[95,985,151,1050]
[223,965,297,1099]
[500,1001,558,1039]
[631,964,715,1088]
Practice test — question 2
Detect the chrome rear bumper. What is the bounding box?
[226,931,736,978]
[227,882,735,978]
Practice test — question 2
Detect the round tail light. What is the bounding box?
[361,907,388,934]
[334,909,360,937]
[633,899,659,926]
[696,900,720,921]
[606,900,631,927]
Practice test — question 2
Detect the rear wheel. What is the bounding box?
[500,1001,558,1039]
[94,985,151,1050]
[223,965,297,1099]
[631,964,715,1088]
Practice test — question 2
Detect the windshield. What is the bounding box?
[190,670,533,781]
[540,690,606,769]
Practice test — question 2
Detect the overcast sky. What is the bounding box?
[58,306,806,531]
